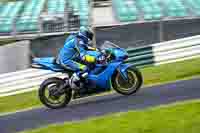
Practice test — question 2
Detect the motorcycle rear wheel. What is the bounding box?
[39,77,72,109]
[112,67,143,95]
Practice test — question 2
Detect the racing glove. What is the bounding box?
[82,55,96,63]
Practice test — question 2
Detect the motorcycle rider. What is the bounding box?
[57,26,97,90]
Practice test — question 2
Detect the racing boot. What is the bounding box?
[72,72,88,99]
[69,73,80,90]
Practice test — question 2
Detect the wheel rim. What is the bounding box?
[116,70,138,93]
[43,83,67,106]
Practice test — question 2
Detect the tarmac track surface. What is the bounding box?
[0,78,200,133]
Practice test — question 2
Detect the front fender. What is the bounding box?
[118,63,135,80]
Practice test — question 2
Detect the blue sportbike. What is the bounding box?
[32,41,143,109]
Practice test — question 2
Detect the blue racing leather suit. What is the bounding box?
[57,35,93,74]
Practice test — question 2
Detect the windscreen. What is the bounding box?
[99,41,120,50]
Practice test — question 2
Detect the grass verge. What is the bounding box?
[0,39,17,46]
[0,90,41,114]
[21,100,200,133]
[0,57,200,114]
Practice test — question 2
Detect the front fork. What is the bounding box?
[117,63,133,81]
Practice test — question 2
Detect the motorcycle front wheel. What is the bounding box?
[112,67,143,95]
[39,77,72,109]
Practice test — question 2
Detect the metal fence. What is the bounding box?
[0,35,200,97]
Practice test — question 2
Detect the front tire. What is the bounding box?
[39,77,72,109]
[112,67,143,95]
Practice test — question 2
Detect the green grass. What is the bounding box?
[21,100,200,133]
[0,39,18,46]
[0,90,41,114]
[142,57,200,85]
[0,57,200,114]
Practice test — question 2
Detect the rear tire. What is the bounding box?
[112,67,143,95]
[39,77,72,109]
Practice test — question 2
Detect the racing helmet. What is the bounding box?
[78,26,94,41]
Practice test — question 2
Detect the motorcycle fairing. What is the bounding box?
[86,62,122,90]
